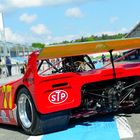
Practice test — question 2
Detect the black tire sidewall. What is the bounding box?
[16,88,39,135]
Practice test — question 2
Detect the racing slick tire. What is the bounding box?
[16,87,70,135]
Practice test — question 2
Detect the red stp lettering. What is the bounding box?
[49,90,68,104]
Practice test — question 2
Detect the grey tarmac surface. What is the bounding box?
[125,113,140,140]
[0,113,140,140]
[0,124,28,140]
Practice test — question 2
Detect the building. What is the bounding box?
[124,22,140,60]
[126,22,140,38]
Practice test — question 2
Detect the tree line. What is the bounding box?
[32,33,127,49]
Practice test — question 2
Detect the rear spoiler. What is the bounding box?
[38,38,140,60]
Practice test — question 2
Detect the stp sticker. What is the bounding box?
[48,90,68,104]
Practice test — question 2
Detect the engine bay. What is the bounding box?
[72,76,140,118]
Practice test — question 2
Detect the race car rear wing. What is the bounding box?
[38,37,140,60]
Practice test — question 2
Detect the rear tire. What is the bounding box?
[16,88,70,135]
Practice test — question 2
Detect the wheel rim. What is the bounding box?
[18,94,33,128]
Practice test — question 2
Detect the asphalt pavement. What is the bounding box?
[125,113,140,140]
[0,113,140,140]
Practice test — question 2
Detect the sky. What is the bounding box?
[0,0,140,44]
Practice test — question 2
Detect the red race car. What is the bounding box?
[0,38,140,135]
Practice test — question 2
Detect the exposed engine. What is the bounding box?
[72,77,140,117]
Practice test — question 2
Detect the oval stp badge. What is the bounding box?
[48,90,68,104]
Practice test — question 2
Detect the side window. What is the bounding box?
[37,58,62,76]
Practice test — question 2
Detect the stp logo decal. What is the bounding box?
[48,90,68,104]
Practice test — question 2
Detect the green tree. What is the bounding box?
[32,43,45,49]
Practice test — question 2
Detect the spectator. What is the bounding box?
[6,56,12,76]
[102,54,106,65]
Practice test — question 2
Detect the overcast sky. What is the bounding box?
[0,0,140,44]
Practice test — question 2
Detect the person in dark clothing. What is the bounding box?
[6,56,12,76]
[102,54,106,65]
